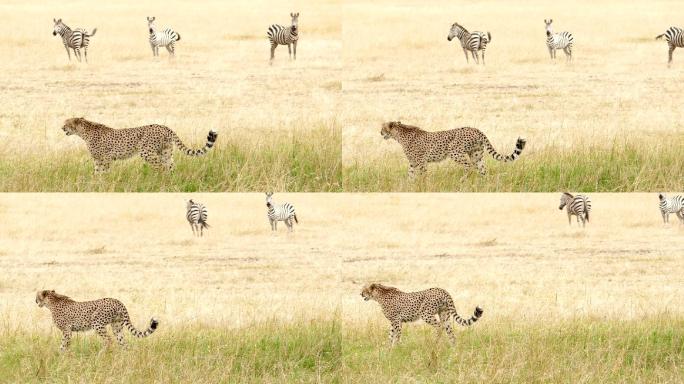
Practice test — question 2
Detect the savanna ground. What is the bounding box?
[1,193,683,382]
[0,0,341,192]
[342,0,684,192]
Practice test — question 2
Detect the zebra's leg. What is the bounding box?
[270,43,277,65]
[74,48,81,62]
[564,47,571,62]
[463,48,469,63]
[166,44,175,58]
[567,212,572,226]
[481,49,486,65]
[84,47,88,63]
[288,43,292,60]
[64,45,71,61]
[471,50,479,64]
[189,222,195,236]
[668,44,675,66]
[200,224,204,237]
[274,221,278,231]
[286,219,293,232]
[548,47,553,60]
[293,41,297,60]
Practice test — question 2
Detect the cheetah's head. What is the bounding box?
[361,283,383,301]
[62,117,85,136]
[35,290,54,307]
[381,121,400,140]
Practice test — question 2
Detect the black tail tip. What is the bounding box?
[207,130,218,143]
[150,318,159,330]
[475,306,484,317]
[516,137,527,150]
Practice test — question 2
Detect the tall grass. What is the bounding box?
[344,138,684,192]
[0,126,341,192]
[2,317,681,383]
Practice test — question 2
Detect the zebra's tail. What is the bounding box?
[656,33,665,40]
[451,306,483,326]
[200,220,210,229]
[487,31,491,43]
[483,135,526,162]
[176,32,181,42]
[172,130,218,157]
[123,316,159,338]
[583,198,589,222]
[89,28,97,37]
[293,214,299,224]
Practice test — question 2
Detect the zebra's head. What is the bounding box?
[186,199,194,210]
[544,19,553,36]
[265,192,274,208]
[659,193,666,201]
[447,22,465,41]
[147,16,156,34]
[53,18,65,36]
[559,192,573,210]
[290,12,299,33]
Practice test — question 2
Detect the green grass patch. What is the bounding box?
[344,138,684,192]
[0,126,341,192]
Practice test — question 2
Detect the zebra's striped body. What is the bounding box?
[558,193,591,227]
[544,19,573,61]
[658,193,684,224]
[656,27,684,66]
[52,18,97,63]
[186,199,209,237]
[147,17,181,57]
[267,12,299,64]
[447,22,491,65]
[265,192,298,232]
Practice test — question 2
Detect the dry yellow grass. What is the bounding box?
[0,0,341,191]
[1,193,683,382]
[342,0,684,190]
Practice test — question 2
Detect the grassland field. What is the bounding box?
[1,193,682,382]
[0,0,342,192]
[342,0,684,192]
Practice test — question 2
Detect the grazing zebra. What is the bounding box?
[186,199,209,237]
[265,192,298,232]
[655,27,684,66]
[267,12,299,65]
[447,22,491,65]
[544,19,573,62]
[658,193,684,224]
[558,192,591,227]
[147,17,181,57]
[52,18,97,63]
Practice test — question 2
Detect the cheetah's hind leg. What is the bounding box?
[160,144,175,171]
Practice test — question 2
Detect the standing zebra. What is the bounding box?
[267,12,299,65]
[147,17,181,57]
[658,193,684,224]
[52,18,97,63]
[265,192,298,232]
[558,192,591,227]
[655,27,684,66]
[186,199,209,237]
[544,19,573,62]
[447,22,491,65]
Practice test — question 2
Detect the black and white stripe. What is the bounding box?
[656,27,684,66]
[265,192,298,232]
[558,193,591,227]
[447,22,491,65]
[186,199,209,237]
[52,18,97,63]
[544,19,573,61]
[267,12,299,64]
[658,193,684,224]
[147,17,181,57]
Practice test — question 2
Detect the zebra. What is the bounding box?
[147,17,181,57]
[658,193,684,224]
[447,22,491,65]
[544,19,573,62]
[52,18,97,63]
[558,192,591,227]
[655,27,684,66]
[186,199,209,237]
[267,12,299,65]
[265,192,298,232]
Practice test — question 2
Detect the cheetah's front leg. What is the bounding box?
[60,329,72,352]
[389,319,402,347]
[94,159,112,174]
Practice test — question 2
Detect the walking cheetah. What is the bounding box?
[61,117,218,173]
[36,290,158,351]
[361,283,483,346]
[381,121,526,179]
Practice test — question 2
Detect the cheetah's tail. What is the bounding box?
[172,130,218,157]
[452,306,483,327]
[484,136,526,162]
[124,317,159,338]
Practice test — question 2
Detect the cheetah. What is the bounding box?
[381,121,526,179]
[36,290,159,351]
[61,117,218,173]
[361,283,483,346]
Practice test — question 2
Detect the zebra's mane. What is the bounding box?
[453,22,468,33]
[562,192,574,198]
